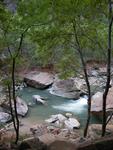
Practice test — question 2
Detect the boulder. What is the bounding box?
[0,112,11,123]
[91,87,113,114]
[1,96,28,117]
[50,79,81,99]
[16,96,28,117]
[32,95,46,105]
[64,118,80,130]
[24,71,54,89]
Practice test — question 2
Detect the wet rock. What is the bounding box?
[32,95,47,105]
[24,71,54,89]
[0,112,11,123]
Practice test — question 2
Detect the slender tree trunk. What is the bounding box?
[102,0,113,137]
[78,50,91,137]
[7,84,17,133]
[72,21,91,137]
[12,58,19,144]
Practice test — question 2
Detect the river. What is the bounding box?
[19,87,100,128]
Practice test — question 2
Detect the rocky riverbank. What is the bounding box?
[1,65,113,149]
[0,66,113,126]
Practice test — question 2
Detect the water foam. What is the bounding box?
[52,97,88,113]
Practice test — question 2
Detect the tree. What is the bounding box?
[0,3,29,143]
[31,0,108,137]
[0,0,51,143]
[102,0,113,137]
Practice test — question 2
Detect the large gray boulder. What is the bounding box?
[24,71,54,89]
[91,87,113,114]
[50,79,82,99]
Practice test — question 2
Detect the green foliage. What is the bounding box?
[27,0,109,79]
[0,0,111,79]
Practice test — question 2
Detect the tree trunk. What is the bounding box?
[72,21,91,137]
[7,84,17,133]
[12,58,19,144]
[102,0,112,137]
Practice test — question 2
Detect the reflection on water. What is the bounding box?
[19,87,100,127]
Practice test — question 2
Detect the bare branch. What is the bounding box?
[106,112,113,125]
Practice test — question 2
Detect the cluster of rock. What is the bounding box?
[21,69,113,117]
[0,96,28,123]
[29,113,80,142]
[21,68,111,100]
[1,66,113,127]
[1,96,28,117]
[45,114,80,130]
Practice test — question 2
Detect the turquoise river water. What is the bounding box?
[19,87,100,128]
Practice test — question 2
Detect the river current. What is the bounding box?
[19,87,100,128]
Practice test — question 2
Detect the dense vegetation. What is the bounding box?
[0,0,113,145]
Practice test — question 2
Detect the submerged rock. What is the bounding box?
[0,112,11,123]
[32,95,47,105]
[24,71,54,89]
